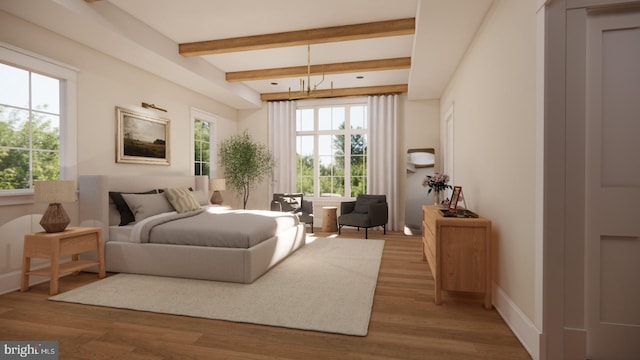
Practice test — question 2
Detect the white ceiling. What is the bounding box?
[0,0,493,110]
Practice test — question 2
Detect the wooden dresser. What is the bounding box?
[422,205,492,309]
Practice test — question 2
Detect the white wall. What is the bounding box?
[0,11,238,292]
[402,97,440,233]
[439,0,539,355]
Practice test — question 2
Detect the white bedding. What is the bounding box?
[108,204,232,243]
[109,204,299,247]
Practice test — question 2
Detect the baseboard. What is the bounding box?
[0,268,50,295]
[563,327,587,360]
[494,285,541,360]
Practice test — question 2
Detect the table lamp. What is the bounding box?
[34,180,77,233]
[210,178,226,205]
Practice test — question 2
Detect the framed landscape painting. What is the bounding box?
[116,107,170,165]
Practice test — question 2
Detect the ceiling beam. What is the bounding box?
[226,57,411,82]
[179,18,415,56]
[260,84,408,101]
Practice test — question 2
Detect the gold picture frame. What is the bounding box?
[116,107,170,165]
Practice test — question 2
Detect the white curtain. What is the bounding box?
[268,101,297,196]
[368,94,400,231]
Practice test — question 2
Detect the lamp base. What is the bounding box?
[211,190,223,205]
[40,203,70,233]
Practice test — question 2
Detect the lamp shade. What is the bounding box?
[210,178,226,191]
[34,180,77,204]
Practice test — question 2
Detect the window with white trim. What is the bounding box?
[0,43,77,195]
[296,99,368,198]
[191,108,218,178]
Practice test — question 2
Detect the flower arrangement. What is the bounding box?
[422,173,452,194]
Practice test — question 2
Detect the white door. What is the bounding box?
[584,8,640,359]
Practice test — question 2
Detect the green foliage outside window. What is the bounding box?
[0,105,60,190]
[295,113,367,197]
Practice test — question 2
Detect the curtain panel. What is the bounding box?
[368,94,400,231]
[268,101,297,197]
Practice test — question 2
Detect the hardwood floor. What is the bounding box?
[0,229,531,359]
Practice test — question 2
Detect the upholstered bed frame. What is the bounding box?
[78,175,306,283]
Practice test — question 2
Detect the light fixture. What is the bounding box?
[209,178,226,205]
[34,180,77,233]
[141,102,167,112]
[289,44,333,99]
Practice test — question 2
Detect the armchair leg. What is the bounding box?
[384,225,386,235]
[338,224,341,235]
[365,228,368,239]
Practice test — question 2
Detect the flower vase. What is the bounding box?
[433,191,442,206]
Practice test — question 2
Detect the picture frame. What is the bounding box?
[116,107,170,165]
[449,186,462,210]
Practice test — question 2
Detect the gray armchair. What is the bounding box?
[338,194,388,239]
[271,193,314,230]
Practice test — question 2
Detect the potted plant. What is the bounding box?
[218,130,275,209]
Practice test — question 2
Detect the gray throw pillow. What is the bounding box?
[121,192,174,222]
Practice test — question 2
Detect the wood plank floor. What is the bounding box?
[0,230,531,359]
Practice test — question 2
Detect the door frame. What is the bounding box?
[543,1,640,359]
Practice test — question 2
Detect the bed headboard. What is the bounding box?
[78,175,209,240]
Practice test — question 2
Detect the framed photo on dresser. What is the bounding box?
[449,186,462,210]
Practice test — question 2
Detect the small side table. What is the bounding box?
[322,206,338,232]
[21,226,106,295]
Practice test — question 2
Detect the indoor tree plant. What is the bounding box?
[218,130,275,209]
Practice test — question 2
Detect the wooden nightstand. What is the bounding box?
[21,226,106,295]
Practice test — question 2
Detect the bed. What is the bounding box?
[78,175,306,283]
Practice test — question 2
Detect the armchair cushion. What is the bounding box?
[353,195,387,214]
[273,193,302,212]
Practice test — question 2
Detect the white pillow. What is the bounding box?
[121,193,174,221]
[164,187,201,213]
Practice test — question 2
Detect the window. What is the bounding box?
[296,99,368,198]
[0,43,77,195]
[193,119,210,176]
[191,108,217,178]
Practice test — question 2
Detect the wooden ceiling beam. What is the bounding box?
[179,18,415,57]
[227,57,411,82]
[260,84,408,101]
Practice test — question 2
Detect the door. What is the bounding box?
[584,7,640,359]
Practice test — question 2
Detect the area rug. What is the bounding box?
[50,237,384,336]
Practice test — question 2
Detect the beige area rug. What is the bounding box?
[50,237,384,336]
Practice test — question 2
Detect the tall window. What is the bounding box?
[0,43,76,194]
[296,100,368,198]
[193,119,210,176]
[191,108,217,178]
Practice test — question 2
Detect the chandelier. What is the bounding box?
[289,45,334,99]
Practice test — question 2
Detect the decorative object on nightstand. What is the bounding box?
[34,180,77,233]
[210,178,226,205]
